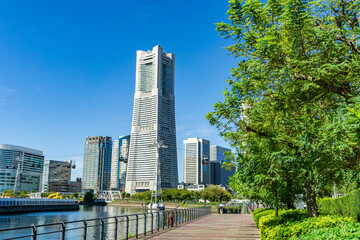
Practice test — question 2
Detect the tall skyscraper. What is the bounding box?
[110,135,130,191]
[125,45,178,194]
[209,145,235,185]
[183,137,210,185]
[0,144,44,192]
[82,136,112,193]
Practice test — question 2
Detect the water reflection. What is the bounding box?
[0,206,145,240]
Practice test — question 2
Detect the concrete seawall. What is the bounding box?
[0,204,79,214]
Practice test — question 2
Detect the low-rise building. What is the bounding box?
[0,144,44,192]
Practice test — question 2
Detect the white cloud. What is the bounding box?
[0,87,17,106]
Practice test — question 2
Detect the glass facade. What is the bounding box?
[209,145,235,185]
[82,136,112,193]
[110,135,130,190]
[41,160,72,192]
[0,144,44,192]
[183,138,210,185]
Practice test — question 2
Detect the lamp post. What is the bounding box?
[148,140,168,209]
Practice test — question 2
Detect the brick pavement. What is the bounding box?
[146,214,260,240]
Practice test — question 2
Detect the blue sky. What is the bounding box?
[0,1,237,181]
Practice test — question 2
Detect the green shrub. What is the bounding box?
[254,209,274,228]
[317,189,360,222]
[84,192,94,203]
[259,209,307,239]
[253,208,269,216]
[265,215,355,240]
[294,222,360,240]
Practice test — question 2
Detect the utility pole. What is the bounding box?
[13,154,24,193]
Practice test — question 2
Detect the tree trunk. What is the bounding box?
[305,177,318,217]
[274,192,278,217]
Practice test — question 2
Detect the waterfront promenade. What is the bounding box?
[147,214,260,240]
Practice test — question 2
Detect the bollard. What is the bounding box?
[31,225,37,240]
[83,220,87,240]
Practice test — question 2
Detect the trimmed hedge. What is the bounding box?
[267,215,354,239]
[258,209,308,239]
[253,208,358,240]
[295,221,360,240]
[253,209,275,228]
[317,189,360,222]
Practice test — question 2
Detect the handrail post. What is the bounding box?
[162,211,165,230]
[174,210,178,226]
[150,212,154,234]
[100,218,105,240]
[31,225,37,240]
[181,209,185,223]
[166,211,169,228]
[143,213,147,236]
[125,215,129,240]
[114,217,118,240]
[83,220,87,240]
[60,222,66,240]
[135,214,138,239]
[156,212,160,231]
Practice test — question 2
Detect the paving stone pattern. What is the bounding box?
[148,214,260,240]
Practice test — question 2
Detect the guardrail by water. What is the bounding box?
[0,207,211,240]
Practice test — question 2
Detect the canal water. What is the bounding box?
[0,205,149,239]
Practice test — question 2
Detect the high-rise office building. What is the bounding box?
[0,144,44,192]
[209,145,235,185]
[82,136,112,193]
[110,135,130,191]
[41,160,72,192]
[125,45,178,194]
[183,137,210,185]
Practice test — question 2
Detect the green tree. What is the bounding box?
[201,185,232,202]
[208,0,360,217]
[19,190,29,198]
[84,192,94,203]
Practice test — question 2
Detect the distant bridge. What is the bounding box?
[97,190,122,203]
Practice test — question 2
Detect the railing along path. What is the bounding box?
[0,207,211,240]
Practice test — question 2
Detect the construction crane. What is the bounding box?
[47,192,63,199]
[2,191,15,198]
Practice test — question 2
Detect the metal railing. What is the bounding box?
[0,207,211,240]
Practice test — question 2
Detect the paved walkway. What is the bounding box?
[147,214,260,240]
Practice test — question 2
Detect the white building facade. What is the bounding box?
[183,138,210,185]
[125,45,178,194]
[0,144,44,192]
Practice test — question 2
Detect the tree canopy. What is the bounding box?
[207,0,360,217]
